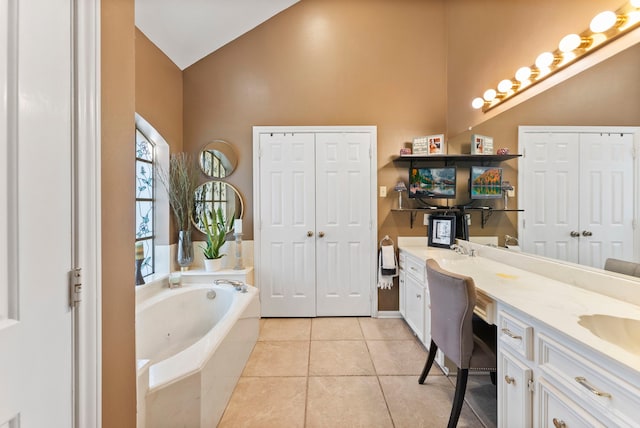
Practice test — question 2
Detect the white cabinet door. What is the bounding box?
[578,133,634,267]
[404,274,425,341]
[315,132,372,316]
[258,132,317,317]
[498,350,533,428]
[399,253,406,317]
[0,0,74,425]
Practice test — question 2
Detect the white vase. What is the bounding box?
[204,258,223,272]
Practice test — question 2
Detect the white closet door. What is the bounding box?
[258,132,317,317]
[0,0,74,425]
[315,133,372,316]
[578,133,634,268]
[521,132,580,262]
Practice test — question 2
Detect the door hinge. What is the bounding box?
[70,268,82,308]
[528,378,535,393]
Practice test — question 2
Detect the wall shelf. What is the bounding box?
[395,153,521,166]
[392,207,523,228]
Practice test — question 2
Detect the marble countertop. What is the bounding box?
[399,244,640,377]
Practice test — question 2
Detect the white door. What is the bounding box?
[315,133,371,316]
[0,0,74,426]
[521,132,580,261]
[256,127,375,317]
[578,133,634,267]
[258,132,317,317]
[520,128,636,269]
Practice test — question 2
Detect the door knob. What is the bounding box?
[318,231,325,238]
[307,231,314,237]
[570,231,580,237]
[582,230,593,237]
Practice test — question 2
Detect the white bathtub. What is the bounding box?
[136,283,260,427]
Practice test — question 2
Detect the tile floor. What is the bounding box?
[218,317,497,428]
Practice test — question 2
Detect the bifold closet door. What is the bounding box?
[258,132,317,317]
[315,132,372,316]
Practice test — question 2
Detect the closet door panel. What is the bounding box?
[315,132,372,316]
[258,132,316,317]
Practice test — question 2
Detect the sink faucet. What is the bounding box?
[450,244,469,255]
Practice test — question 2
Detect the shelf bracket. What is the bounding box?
[481,209,493,228]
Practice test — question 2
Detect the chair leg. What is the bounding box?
[448,368,469,428]
[418,340,438,384]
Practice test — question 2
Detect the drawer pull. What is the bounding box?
[416,294,421,299]
[504,375,515,385]
[574,376,612,398]
[501,328,522,340]
[552,418,566,428]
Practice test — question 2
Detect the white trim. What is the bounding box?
[518,125,640,264]
[376,311,402,319]
[252,125,378,317]
[73,0,101,426]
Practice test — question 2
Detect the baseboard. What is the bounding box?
[376,310,402,318]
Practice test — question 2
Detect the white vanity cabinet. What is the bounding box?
[400,250,429,343]
[497,308,535,428]
[497,304,640,428]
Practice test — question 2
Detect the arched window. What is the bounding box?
[134,113,170,283]
[135,128,155,277]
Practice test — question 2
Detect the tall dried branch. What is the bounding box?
[157,152,199,231]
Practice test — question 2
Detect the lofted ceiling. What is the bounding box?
[135,0,300,70]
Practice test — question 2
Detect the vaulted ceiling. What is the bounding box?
[135,0,300,70]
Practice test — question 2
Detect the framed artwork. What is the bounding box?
[428,215,456,248]
[427,134,445,155]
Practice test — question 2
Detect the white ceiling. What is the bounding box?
[135,0,300,70]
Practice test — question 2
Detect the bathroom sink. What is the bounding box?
[578,314,640,354]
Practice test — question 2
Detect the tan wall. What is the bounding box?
[135,28,184,152]
[446,0,626,135]
[184,0,448,310]
[446,0,640,243]
[101,0,136,426]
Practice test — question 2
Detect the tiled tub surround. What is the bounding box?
[136,282,260,427]
[219,317,496,427]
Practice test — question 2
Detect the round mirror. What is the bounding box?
[192,180,244,234]
[199,139,238,178]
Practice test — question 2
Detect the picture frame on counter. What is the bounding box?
[428,215,456,248]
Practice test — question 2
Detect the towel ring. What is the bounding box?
[380,235,394,247]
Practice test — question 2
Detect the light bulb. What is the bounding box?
[483,89,497,101]
[590,11,617,33]
[559,33,582,52]
[471,97,485,109]
[631,0,640,8]
[497,79,513,93]
[515,66,532,82]
[535,52,555,68]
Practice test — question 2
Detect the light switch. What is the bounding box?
[379,186,387,197]
[423,213,429,225]
[507,186,515,198]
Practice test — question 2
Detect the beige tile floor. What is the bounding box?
[218,317,496,428]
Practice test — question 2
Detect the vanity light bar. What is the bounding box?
[472,1,640,112]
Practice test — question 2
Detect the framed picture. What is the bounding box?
[427,134,445,155]
[428,215,456,248]
[471,134,494,155]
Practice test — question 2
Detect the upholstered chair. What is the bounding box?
[418,258,496,428]
[604,258,640,277]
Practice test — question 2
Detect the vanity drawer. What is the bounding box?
[538,378,608,428]
[539,333,640,427]
[405,255,425,282]
[498,310,533,361]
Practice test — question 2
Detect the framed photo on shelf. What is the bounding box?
[427,134,445,155]
[471,134,494,155]
[428,215,456,248]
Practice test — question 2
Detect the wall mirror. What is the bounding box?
[192,180,244,234]
[199,139,238,178]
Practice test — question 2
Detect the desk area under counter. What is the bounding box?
[397,237,640,428]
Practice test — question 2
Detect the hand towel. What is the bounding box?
[377,245,398,289]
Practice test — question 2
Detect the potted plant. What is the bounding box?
[201,206,234,271]
[158,152,199,270]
